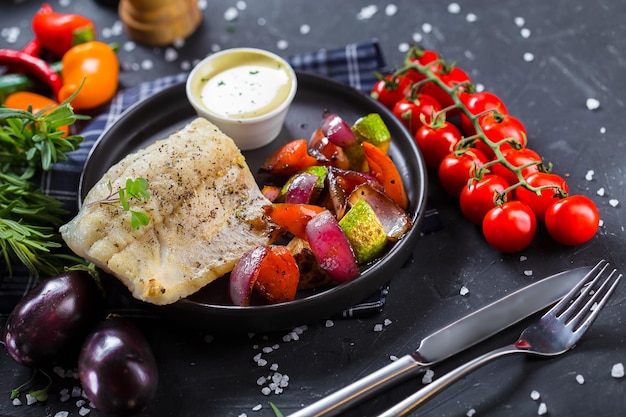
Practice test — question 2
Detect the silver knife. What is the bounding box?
[287,266,592,417]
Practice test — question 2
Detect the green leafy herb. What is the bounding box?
[269,402,284,417]
[89,178,150,230]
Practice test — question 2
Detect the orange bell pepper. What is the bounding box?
[362,141,409,210]
[57,41,118,111]
[260,138,319,176]
[267,203,326,239]
[4,91,69,137]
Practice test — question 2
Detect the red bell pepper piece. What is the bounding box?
[254,246,300,304]
[267,203,326,239]
[362,142,409,210]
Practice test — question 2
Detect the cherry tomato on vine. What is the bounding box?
[460,174,511,224]
[405,48,440,84]
[544,195,599,246]
[370,74,412,110]
[482,200,537,253]
[476,112,528,159]
[489,147,542,186]
[438,148,488,197]
[421,64,471,113]
[458,91,508,137]
[515,172,569,221]
[392,94,442,135]
[414,121,462,169]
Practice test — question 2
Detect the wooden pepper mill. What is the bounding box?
[118,0,202,46]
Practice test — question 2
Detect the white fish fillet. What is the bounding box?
[60,118,277,305]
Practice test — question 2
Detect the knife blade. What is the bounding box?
[287,266,592,417]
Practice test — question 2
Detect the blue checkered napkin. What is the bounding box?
[0,39,440,319]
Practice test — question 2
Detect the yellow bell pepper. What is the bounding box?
[57,41,118,110]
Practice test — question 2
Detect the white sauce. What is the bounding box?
[200,63,292,119]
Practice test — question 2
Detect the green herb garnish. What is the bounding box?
[89,178,150,230]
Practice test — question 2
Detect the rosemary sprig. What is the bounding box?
[88,178,151,230]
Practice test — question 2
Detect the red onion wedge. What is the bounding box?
[348,184,413,241]
[284,172,322,204]
[305,210,359,283]
[229,245,269,306]
[321,112,358,147]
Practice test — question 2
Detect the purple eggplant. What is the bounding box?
[3,271,103,368]
[78,316,158,416]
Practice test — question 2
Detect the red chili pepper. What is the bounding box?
[32,3,96,58]
[0,49,62,98]
[21,39,42,57]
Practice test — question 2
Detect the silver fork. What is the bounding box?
[377,260,622,417]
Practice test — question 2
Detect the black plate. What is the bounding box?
[80,71,428,332]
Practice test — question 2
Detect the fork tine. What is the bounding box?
[568,268,622,332]
[555,260,610,321]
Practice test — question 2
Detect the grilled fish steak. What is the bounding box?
[61,118,277,305]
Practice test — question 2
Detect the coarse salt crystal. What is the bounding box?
[79,407,91,416]
[164,47,178,62]
[390,355,399,361]
[523,52,535,62]
[467,409,477,417]
[398,42,410,53]
[173,38,185,48]
[384,318,393,326]
[460,285,469,296]
[537,402,547,415]
[123,41,136,51]
[447,3,461,14]
[270,363,279,371]
[76,399,86,408]
[475,83,485,92]
[72,386,83,397]
[514,16,525,27]
[261,387,271,396]
[520,255,528,261]
[300,24,311,35]
[26,394,37,405]
[54,412,70,417]
[257,358,268,367]
[238,413,247,417]
[422,369,435,384]
[262,346,274,353]
[586,98,600,110]
[140,59,154,70]
[236,1,247,10]
[585,170,595,181]
[257,376,267,385]
[412,32,423,43]
[374,323,384,332]
[600,127,606,133]
[524,270,533,277]
[466,13,477,23]
[325,320,334,328]
[257,17,266,26]
[12,398,22,406]
[252,404,262,411]
[609,199,619,207]
[224,7,239,21]
[576,374,585,384]
[357,5,378,20]
[277,40,289,50]
[385,4,398,16]
[597,188,605,196]
[611,362,625,378]
[520,28,531,38]
[530,390,540,400]
[422,23,433,33]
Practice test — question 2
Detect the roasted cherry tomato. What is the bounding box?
[438,148,488,197]
[460,174,511,224]
[515,172,569,221]
[545,195,599,246]
[414,121,462,170]
[370,74,412,110]
[392,94,442,135]
[489,147,542,186]
[458,91,508,136]
[482,200,537,253]
[476,112,528,159]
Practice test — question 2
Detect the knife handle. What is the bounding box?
[286,354,425,417]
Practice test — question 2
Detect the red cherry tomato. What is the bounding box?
[414,121,462,169]
[458,91,508,136]
[476,112,528,159]
[460,175,511,224]
[489,148,542,186]
[392,94,442,135]
[370,74,412,110]
[421,64,471,112]
[515,172,569,221]
[482,201,537,253]
[438,148,488,197]
[405,48,440,84]
[545,195,599,246]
